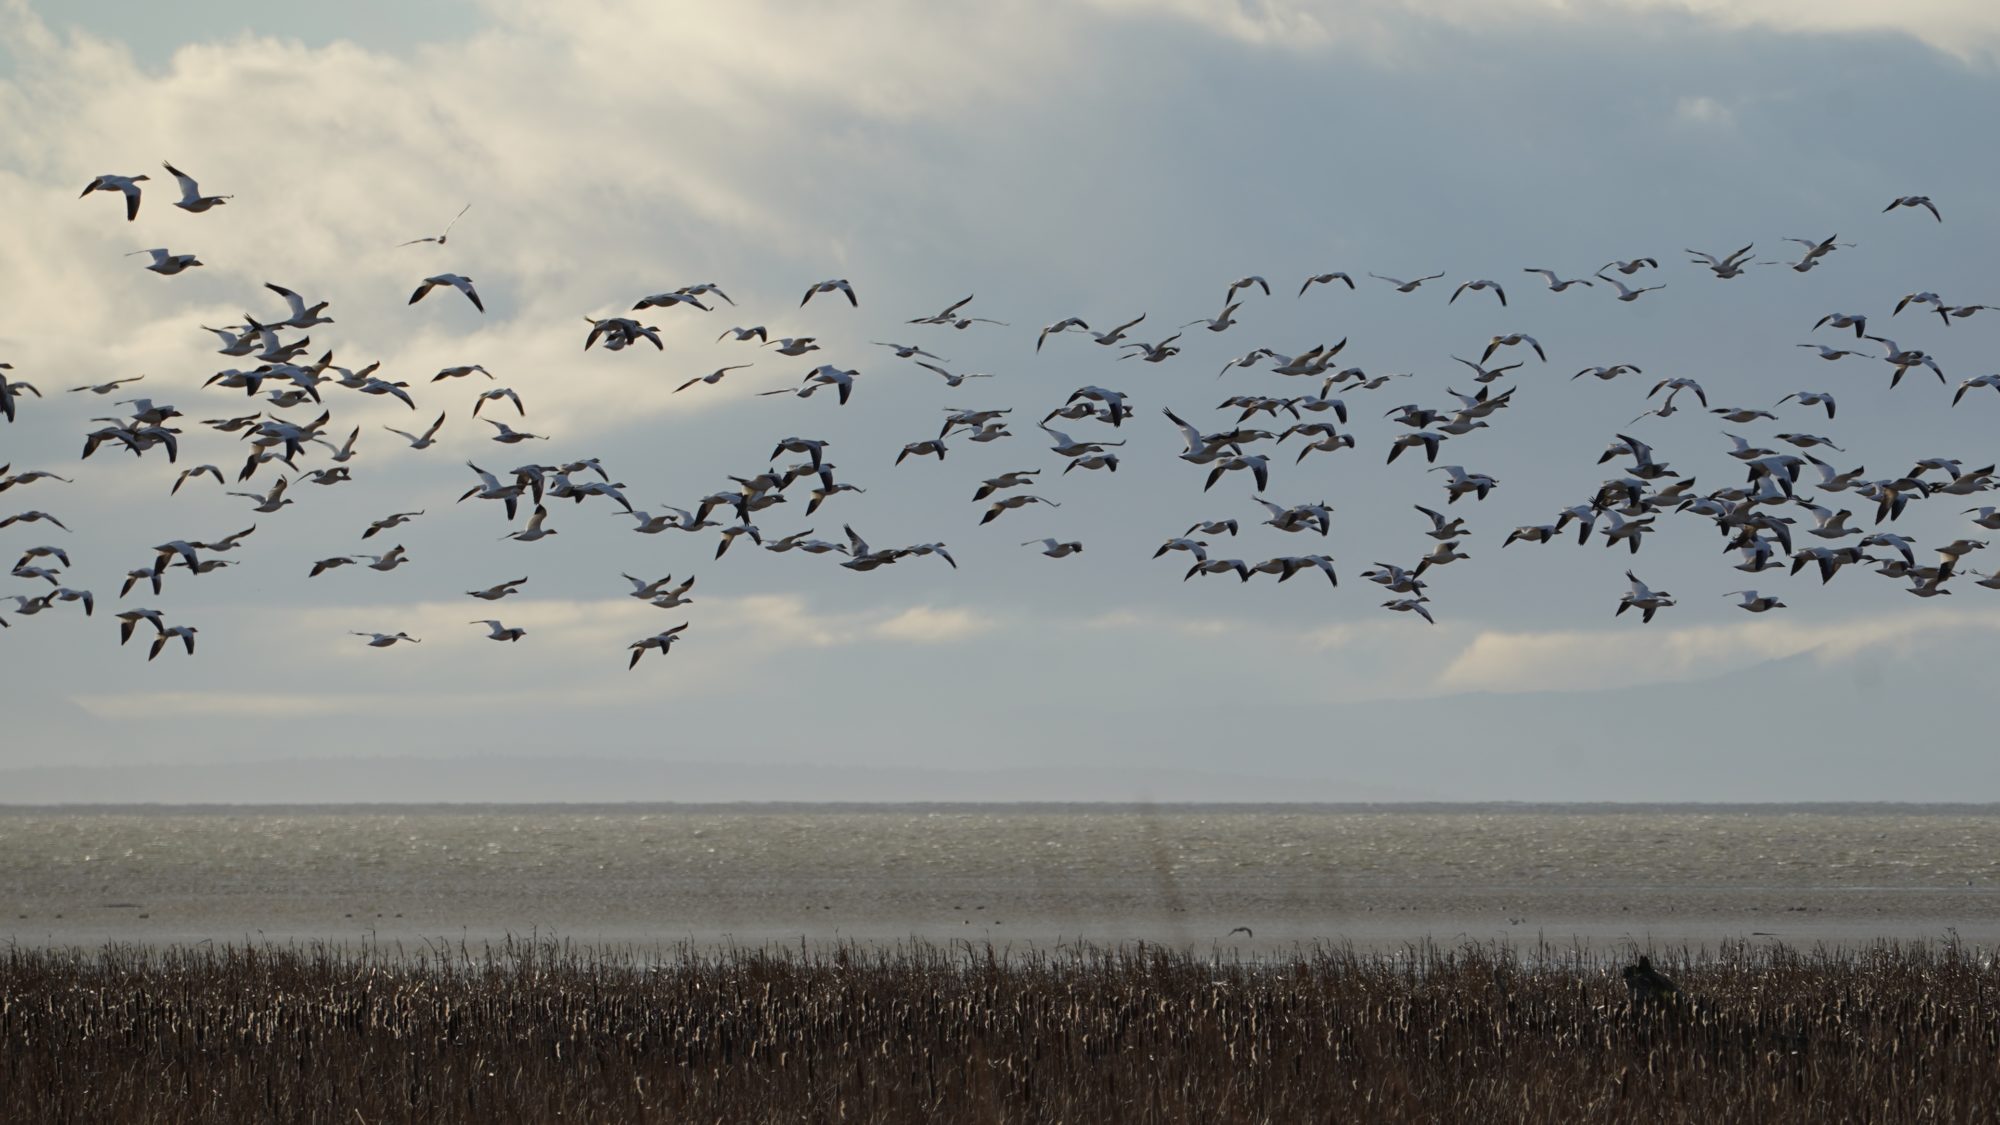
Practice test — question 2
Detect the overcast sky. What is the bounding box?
[3,0,1999,801]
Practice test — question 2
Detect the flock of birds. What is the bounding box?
[1,167,1993,667]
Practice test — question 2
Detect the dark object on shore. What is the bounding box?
[1623,954,1679,1006]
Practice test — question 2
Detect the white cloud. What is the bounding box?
[1672,94,1735,128]
[1435,608,2000,695]
[1092,0,2000,61]
[870,605,996,643]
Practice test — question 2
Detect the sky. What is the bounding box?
[2,0,1999,801]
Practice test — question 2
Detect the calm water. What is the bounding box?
[4,804,1998,950]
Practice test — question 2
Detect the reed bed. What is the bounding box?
[2,937,1995,1123]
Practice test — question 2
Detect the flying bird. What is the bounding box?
[409,274,484,312]
[399,203,471,246]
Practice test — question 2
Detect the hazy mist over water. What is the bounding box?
[6,804,1997,951]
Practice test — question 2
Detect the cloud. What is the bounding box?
[1090,0,2000,61]
[1672,94,1735,128]
[1435,608,2000,695]
[870,605,996,643]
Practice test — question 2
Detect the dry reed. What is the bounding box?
[2,937,1995,1123]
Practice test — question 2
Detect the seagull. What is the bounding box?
[771,436,830,469]
[115,608,167,645]
[1883,195,1942,222]
[1481,333,1546,363]
[914,361,995,387]
[972,470,1040,501]
[1431,465,1497,503]
[161,161,229,212]
[1450,356,1521,385]
[1616,571,1674,622]
[1185,557,1252,582]
[1894,291,1945,316]
[632,291,711,312]
[360,545,412,572]
[484,419,548,444]
[1952,374,2000,406]
[1298,272,1355,296]
[472,388,525,417]
[676,282,735,306]
[308,555,358,577]
[759,365,858,405]
[1449,279,1506,306]
[364,512,426,540]
[1080,313,1147,347]
[897,439,948,465]
[1864,335,1945,386]
[223,476,293,513]
[468,577,528,601]
[625,573,695,601]
[127,248,202,275]
[1119,333,1183,363]
[1414,505,1468,541]
[981,494,1059,524]
[1042,424,1124,459]
[584,316,663,351]
[471,619,526,642]
[1647,377,1706,408]
[801,278,858,307]
[1601,258,1660,275]
[906,295,975,324]
[1523,268,1594,292]
[1813,312,1869,338]
[409,274,484,312]
[148,625,197,660]
[1687,244,1755,279]
[1154,537,1208,562]
[1023,538,1084,558]
[1250,555,1338,586]
[1386,431,1445,465]
[1225,276,1271,301]
[762,337,822,358]
[628,623,689,667]
[1411,539,1470,577]
[1182,302,1242,333]
[352,632,421,648]
[1036,317,1090,351]
[1369,272,1445,293]
[69,375,146,395]
[675,365,752,393]
[398,203,471,246]
[1382,597,1434,624]
[385,411,447,450]
[1595,273,1664,301]
[81,173,149,221]
[1800,503,1859,539]
[502,505,558,542]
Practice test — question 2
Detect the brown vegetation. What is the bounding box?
[2,937,1994,1123]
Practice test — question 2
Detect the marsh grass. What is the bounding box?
[2,936,1995,1122]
